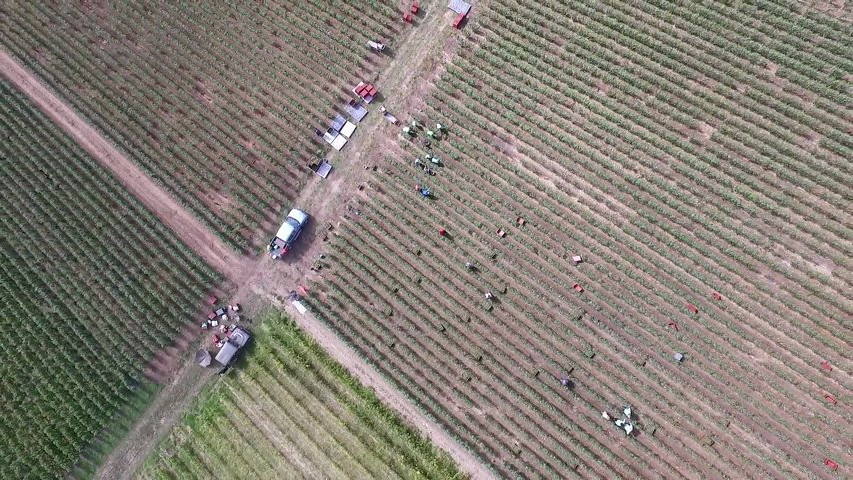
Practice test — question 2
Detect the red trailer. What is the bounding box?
[448,0,471,28]
[353,81,378,103]
[453,12,466,28]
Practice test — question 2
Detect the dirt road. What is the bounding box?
[277,300,496,480]
[0,51,248,278]
[3,2,493,479]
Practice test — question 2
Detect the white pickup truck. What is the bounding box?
[268,208,309,259]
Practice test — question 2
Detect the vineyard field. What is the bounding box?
[0,79,220,479]
[139,310,463,480]
[1,1,399,250]
[307,1,852,479]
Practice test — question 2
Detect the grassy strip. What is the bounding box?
[139,308,465,480]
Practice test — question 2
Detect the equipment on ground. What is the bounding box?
[312,160,332,178]
[448,0,471,28]
[268,208,309,259]
[353,81,378,103]
[824,459,838,472]
[367,41,386,52]
[344,99,368,122]
[195,349,212,367]
[379,105,398,124]
[322,114,349,151]
[603,404,637,436]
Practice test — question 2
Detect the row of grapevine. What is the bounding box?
[138,310,463,480]
[307,1,850,478]
[0,79,221,479]
[1,0,399,250]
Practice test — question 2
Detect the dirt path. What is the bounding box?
[275,300,496,480]
[229,2,465,303]
[102,355,217,478]
[0,50,247,279]
[3,3,493,478]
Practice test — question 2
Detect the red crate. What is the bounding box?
[453,12,466,28]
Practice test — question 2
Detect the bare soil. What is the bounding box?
[2,1,492,478]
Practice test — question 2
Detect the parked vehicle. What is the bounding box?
[268,208,309,258]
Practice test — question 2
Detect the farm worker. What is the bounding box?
[485,292,494,300]
[465,262,474,270]
[436,122,445,132]
[438,228,447,236]
[560,377,569,387]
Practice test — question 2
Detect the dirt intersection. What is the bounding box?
[3,3,494,479]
